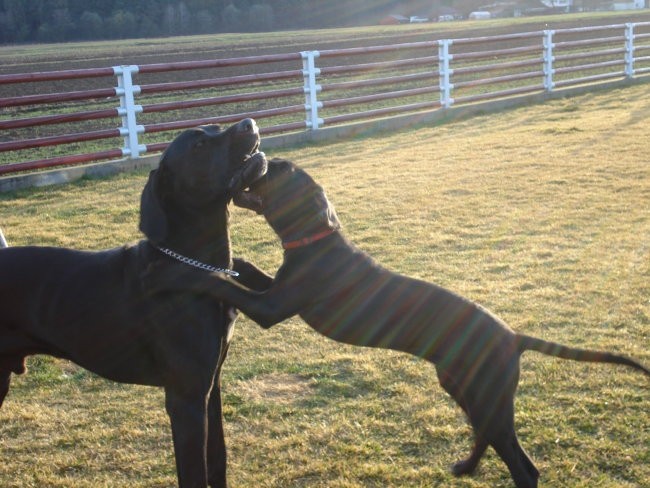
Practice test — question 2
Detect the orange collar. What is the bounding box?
[282,228,336,250]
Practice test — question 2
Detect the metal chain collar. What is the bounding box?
[156,246,239,277]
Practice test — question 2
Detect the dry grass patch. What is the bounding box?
[234,373,314,406]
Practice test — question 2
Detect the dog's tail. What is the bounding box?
[0,227,7,248]
[516,334,650,377]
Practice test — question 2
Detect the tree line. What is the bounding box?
[0,0,436,44]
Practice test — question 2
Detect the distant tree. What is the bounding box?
[79,11,105,40]
[158,1,191,35]
[0,11,11,43]
[36,8,74,42]
[139,14,161,38]
[178,2,192,34]
[163,3,178,35]
[107,10,137,39]
[222,3,244,31]
[129,0,162,23]
[76,0,115,17]
[454,0,491,15]
[3,0,33,41]
[267,0,296,29]
[230,0,251,10]
[194,9,217,34]
[34,23,53,42]
[248,3,274,31]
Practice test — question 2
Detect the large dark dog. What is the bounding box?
[148,157,649,488]
[0,119,271,488]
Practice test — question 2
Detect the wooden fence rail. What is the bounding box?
[1,21,649,176]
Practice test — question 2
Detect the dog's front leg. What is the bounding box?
[144,267,299,328]
[143,262,306,328]
[232,258,273,291]
[206,387,227,487]
[200,274,308,328]
[206,338,230,488]
[165,388,211,488]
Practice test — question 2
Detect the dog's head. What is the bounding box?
[140,119,266,244]
[233,158,340,245]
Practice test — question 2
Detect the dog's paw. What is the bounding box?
[451,458,477,477]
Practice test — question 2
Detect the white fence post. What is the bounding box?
[114,65,145,159]
[301,51,323,130]
[625,23,635,78]
[438,39,453,108]
[0,227,7,248]
[543,30,555,92]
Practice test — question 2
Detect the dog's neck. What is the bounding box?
[281,228,337,250]
[161,202,232,266]
[264,206,340,252]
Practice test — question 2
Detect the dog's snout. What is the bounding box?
[240,118,257,134]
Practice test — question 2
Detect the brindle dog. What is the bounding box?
[148,157,649,488]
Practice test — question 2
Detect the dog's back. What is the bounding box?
[0,244,162,381]
[1,246,131,323]
[293,235,516,365]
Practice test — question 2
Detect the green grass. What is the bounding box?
[1,83,649,487]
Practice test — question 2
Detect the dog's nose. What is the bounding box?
[240,118,257,133]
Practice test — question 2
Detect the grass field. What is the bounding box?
[0,83,649,487]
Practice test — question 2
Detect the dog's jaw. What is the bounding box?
[232,190,264,214]
[228,151,267,202]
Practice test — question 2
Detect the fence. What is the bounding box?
[1,21,650,176]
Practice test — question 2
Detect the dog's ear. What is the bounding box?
[139,168,169,244]
[316,188,341,231]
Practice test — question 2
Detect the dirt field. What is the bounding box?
[2,12,650,86]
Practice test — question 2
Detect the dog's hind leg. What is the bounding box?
[484,402,539,488]
[466,357,539,488]
[0,370,10,408]
[436,367,489,476]
[458,380,536,485]
[0,355,25,408]
[451,436,488,475]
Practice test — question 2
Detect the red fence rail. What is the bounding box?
[1,22,650,176]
